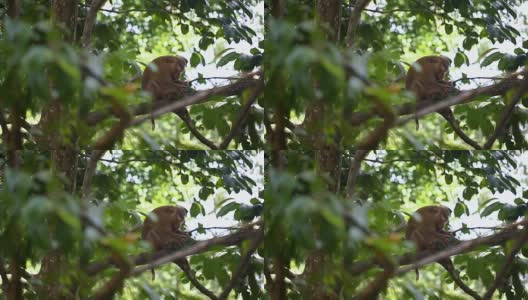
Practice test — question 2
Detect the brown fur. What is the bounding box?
[141,55,189,129]
[405,55,453,129]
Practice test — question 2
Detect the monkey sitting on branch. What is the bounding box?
[141,205,217,300]
[141,55,192,129]
[405,56,481,149]
[405,205,481,300]
[141,55,219,149]
[405,55,456,130]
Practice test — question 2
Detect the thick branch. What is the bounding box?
[93,255,131,300]
[347,229,524,276]
[345,0,371,47]
[395,229,525,276]
[85,228,261,276]
[84,77,259,126]
[345,77,523,126]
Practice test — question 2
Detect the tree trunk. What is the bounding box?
[301,1,342,299]
[35,1,80,299]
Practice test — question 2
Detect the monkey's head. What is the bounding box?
[437,56,451,75]
[162,55,187,80]
[149,205,188,231]
[431,205,451,230]
[148,55,188,81]
[412,205,451,229]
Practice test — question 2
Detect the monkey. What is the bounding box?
[405,56,483,149]
[141,205,218,300]
[405,205,453,256]
[141,55,219,149]
[141,205,189,251]
[406,205,481,300]
[405,55,454,130]
[141,55,190,129]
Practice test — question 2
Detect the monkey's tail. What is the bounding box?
[440,260,481,300]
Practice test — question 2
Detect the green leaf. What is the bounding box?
[190,202,200,217]
[481,202,504,217]
[217,52,239,67]
[481,52,503,67]
[454,202,464,217]
[217,202,239,217]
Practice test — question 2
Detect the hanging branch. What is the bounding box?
[218,230,264,300]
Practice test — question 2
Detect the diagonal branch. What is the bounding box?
[219,79,264,149]
[347,228,524,276]
[482,224,528,300]
[85,228,261,276]
[84,76,260,126]
[483,79,528,149]
[218,230,264,300]
[395,229,525,276]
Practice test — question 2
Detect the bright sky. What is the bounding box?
[400,2,528,89]
[103,1,264,89]
[101,151,264,239]
[450,2,528,89]
[394,151,528,239]
[448,152,528,239]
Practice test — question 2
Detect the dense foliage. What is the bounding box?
[0,0,263,150]
[0,150,264,299]
[265,0,528,150]
[266,150,528,299]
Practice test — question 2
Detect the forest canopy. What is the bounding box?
[1,0,264,151]
[0,150,264,299]
[265,0,528,151]
[266,150,528,299]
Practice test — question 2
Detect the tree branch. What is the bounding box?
[176,111,219,149]
[441,113,483,149]
[92,254,131,300]
[218,230,264,300]
[219,79,264,149]
[345,0,371,47]
[395,229,525,276]
[347,229,524,276]
[483,79,528,149]
[85,228,261,276]
[482,225,528,300]
[81,0,107,47]
[84,76,259,126]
